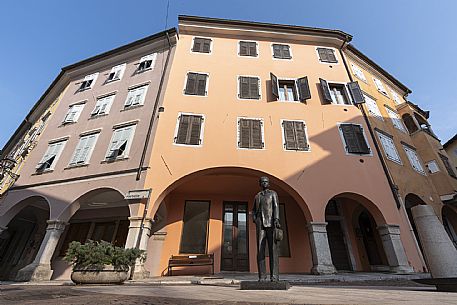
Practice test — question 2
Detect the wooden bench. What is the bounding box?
[167,254,214,276]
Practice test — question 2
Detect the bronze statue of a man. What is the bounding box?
[252,176,280,282]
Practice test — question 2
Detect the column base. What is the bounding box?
[311,264,337,275]
[15,263,53,282]
[130,263,150,280]
[389,265,414,274]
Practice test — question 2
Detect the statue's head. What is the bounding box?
[259,176,270,189]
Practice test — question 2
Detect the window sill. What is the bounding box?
[184,93,208,97]
[272,57,292,60]
[136,67,152,74]
[121,104,144,112]
[101,157,129,164]
[105,78,120,84]
[319,60,338,64]
[88,113,109,120]
[60,121,77,127]
[77,87,92,92]
[32,169,54,176]
[64,163,89,170]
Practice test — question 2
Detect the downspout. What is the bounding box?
[338,40,402,210]
[136,32,173,181]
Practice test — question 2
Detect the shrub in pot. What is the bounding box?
[64,240,145,284]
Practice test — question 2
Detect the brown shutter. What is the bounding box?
[273,44,281,58]
[176,115,190,144]
[327,49,337,63]
[196,74,207,96]
[192,39,201,52]
[347,81,365,104]
[249,42,257,56]
[251,120,263,149]
[271,73,279,99]
[283,121,297,150]
[239,41,248,56]
[239,77,249,98]
[317,48,328,62]
[282,45,291,59]
[185,73,197,95]
[239,119,251,148]
[354,125,370,154]
[189,116,203,145]
[294,121,309,151]
[296,76,311,101]
[202,39,211,53]
[341,124,360,153]
[319,78,332,104]
[249,77,259,98]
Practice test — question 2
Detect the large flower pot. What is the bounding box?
[71,265,129,284]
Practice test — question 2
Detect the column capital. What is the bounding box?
[377,224,401,236]
[46,220,67,231]
[307,222,328,233]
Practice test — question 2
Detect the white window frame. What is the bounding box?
[271,43,293,60]
[315,46,339,65]
[63,103,85,124]
[363,94,383,121]
[124,84,149,108]
[105,124,137,161]
[390,88,402,105]
[280,119,311,152]
[351,62,367,82]
[403,145,426,175]
[237,117,265,150]
[91,94,115,117]
[373,77,389,97]
[275,77,300,103]
[376,131,402,164]
[106,63,126,82]
[137,54,157,73]
[172,112,206,148]
[69,132,99,166]
[385,106,407,133]
[337,122,373,156]
[426,160,440,174]
[191,36,213,55]
[78,73,99,91]
[183,71,210,97]
[325,81,353,106]
[35,139,67,172]
[237,75,262,101]
[237,40,259,58]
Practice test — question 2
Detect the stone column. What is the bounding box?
[411,205,457,278]
[15,220,66,281]
[307,222,337,275]
[148,230,167,276]
[377,224,413,273]
[125,216,153,279]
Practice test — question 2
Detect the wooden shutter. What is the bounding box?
[79,134,97,163]
[202,39,211,53]
[189,116,203,145]
[347,82,365,104]
[354,125,370,154]
[239,41,248,56]
[294,121,308,150]
[317,48,329,62]
[239,77,250,98]
[251,120,263,149]
[273,44,282,58]
[271,73,279,99]
[196,74,207,96]
[185,73,198,95]
[283,121,297,150]
[341,124,369,154]
[249,77,259,99]
[192,38,202,52]
[326,49,337,63]
[249,42,257,56]
[282,45,291,59]
[70,137,85,164]
[176,115,190,144]
[319,78,332,104]
[106,129,123,159]
[239,119,251,148]
[296,76,311,101]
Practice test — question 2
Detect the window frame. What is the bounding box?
[238,40,259,58]
[183,71,209,97]
[402,144,426,175]
[104,123,137,161]
[373,77,389,97]
[179,200,211,254]
[276,78,299,102]
[106,63,126,83]
[35,139,68,172]
[325,80,353,106]
[280,119,311,152]
[78,73,99,91]
[237,75,261,100]
[91,94,115,117]
[390,88,402,105]
[375,130,402,165]
[426,160,440,174]
[191,36,213,55]
[337,123,372,156]
[316,47,339,64]
[173,112,205,147]
[363,93,384,121]
[350,62,367,82]
[271,43,293,60]
[237,117,265,150]
[68,132,100,166]
[385,106,408,133]
[124,84,149,109]
[137,54,157,73]
[62,102,85,124]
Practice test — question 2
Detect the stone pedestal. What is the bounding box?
[240,280,290,290]
[15,220,66,281]
[125,217,153,280]
[411,205,457,278]
[307,222,336,275]
[377,224,413,273]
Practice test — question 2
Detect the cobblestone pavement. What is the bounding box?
[1,283,457,305]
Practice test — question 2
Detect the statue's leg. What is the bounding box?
[257,227,267,281]
[266,228,279,281]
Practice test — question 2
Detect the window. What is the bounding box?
[439,153,457,178]
[137,54,156,72]
[239,41,258,57]
[174,114,204,146]
[78,73,98,91]
[35,140,67,172]
[179,201,210,254]
[376,131,401,164]
[238,118,264,149]
[390,89,402,105]
[238,76,260,99]
[385,107,407,133]
[192,37,212,53]
[320,79,365,105]
[403,145,426,175]
[91,94,115,116]
[426,160,440,174]
[373,78,388,96]
[351,63,367,82]
[281,120,309,151]
[124,85,148,108]
[106,63,126,82]
[63,104,84,124]
[272,44,291,59]
[270,73,310,102]
[339,123,371,155]
[364,94,383,120]
[317,47,338,63]
[69,133,99,166]
[184,72,208,96]
[105,124,136,160]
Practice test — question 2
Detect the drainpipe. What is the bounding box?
[136,31,173,181]
[338,40,402,210]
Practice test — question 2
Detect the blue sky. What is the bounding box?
[1,0,456,148]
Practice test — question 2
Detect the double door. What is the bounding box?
[221,202,249,271]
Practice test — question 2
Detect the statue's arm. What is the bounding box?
[273,191,280,227]
[252,194,258,223]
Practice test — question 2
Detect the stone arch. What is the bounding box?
[402,113,418,134]
[0,195,50,228]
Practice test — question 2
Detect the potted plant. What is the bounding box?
[64,240,145,284]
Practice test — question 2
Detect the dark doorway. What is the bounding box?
[221,202,249,271]
[325,200,351,271]
[358,211,383,266]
